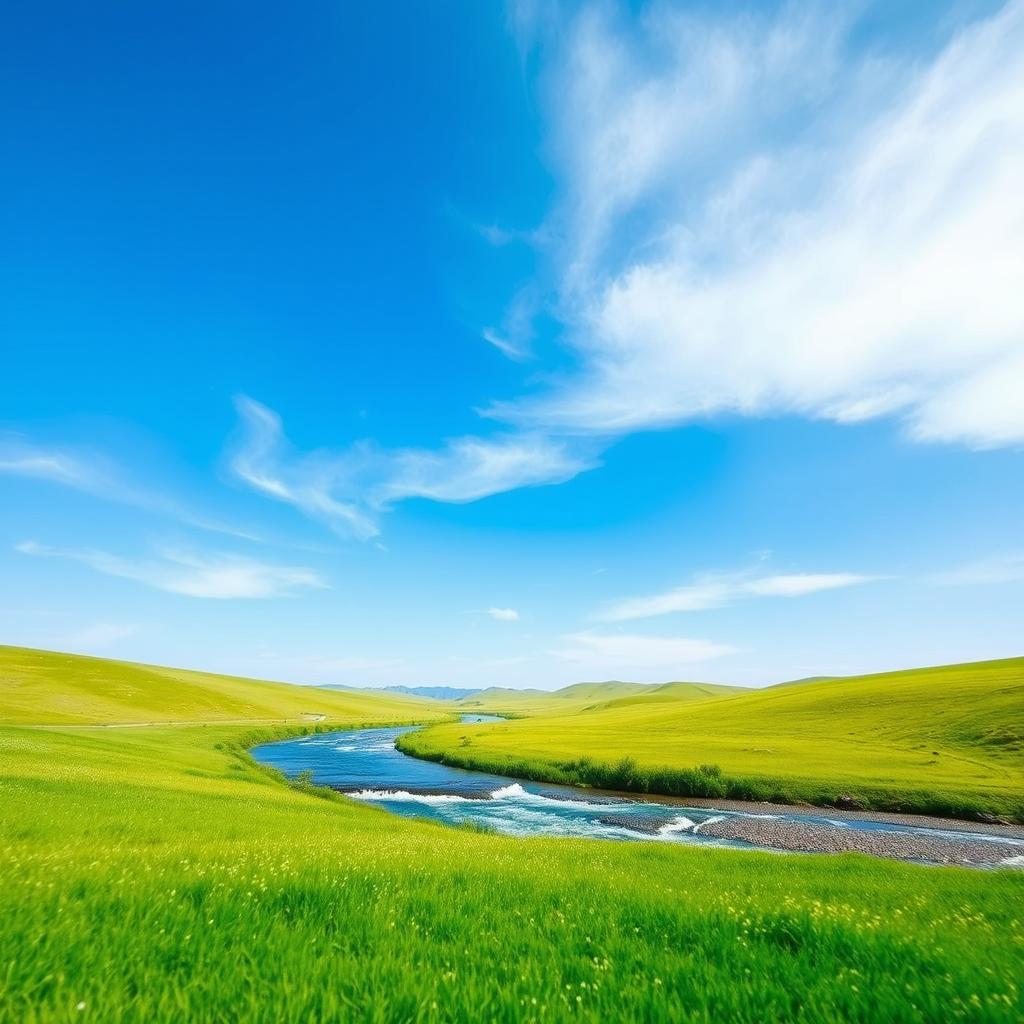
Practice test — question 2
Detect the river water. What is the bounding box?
[251,716,1024,862]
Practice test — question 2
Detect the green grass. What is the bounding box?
[456,679,746,716]
[0,644,447,726]
[2,646,1023,1021]
[402,658,1024,822]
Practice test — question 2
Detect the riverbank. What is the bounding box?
[256,724,1024,868]
[409,659,1024,824]
[397,721,1024,825]
[595,808,1024,866]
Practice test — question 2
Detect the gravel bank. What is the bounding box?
[696,817,1023,866]
[633,794,1024,840]
[597,813,677,835]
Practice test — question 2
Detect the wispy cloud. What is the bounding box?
[487,607,520,622]
[552,630,735,674]
[931,553,1024,586]
[492,1,1024,448]
[482,327,530,361]
[17,541,326,599]
[0,443,109,490]
[0,434,259,541]
[229,396,598,539]
[482,286,538,361]
[601,570,879,622]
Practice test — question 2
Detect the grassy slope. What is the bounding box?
[2,647,1023,1021]
[456,679,746,716]
[599,680,748,709]
[0,645,443,726]
[402,658,1024,821]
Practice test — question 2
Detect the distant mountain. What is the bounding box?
[383,685,482,701]
[317,678,751,706]
[316,683,480,701]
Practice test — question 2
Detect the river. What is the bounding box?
[251,716,1024,866]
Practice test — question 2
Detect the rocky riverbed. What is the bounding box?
[598,810,1024,866]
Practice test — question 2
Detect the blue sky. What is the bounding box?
[2,0,1022,688]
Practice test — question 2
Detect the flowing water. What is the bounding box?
[251,716,1024,862]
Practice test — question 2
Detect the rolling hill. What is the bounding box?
[3,645,1023,1019]
[455,679,748,715]
[403,657,1024,820]
[0,645,447,726]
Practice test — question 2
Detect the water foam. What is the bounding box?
[691,815,724,834]
[489,783,616,813]
[657,815,697,835]
[490,783,528,800]
[474,803,637,840]
[348,789,473,805]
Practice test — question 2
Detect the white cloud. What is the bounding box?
[0,444,107,490]
[744,573,875,598]
[601,570,878,621]
[932,552,1024,586]
[491,1,1024,449]
[17,541,326,599]
[229,396,598,539]
[552,630,735,674]
[482,285,538,361]
[228,399,380,540]
[487,607,520,621]
[482,328,527,361]
[0,434,259,541]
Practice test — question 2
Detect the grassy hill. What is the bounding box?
[455,685,552,713]
[402,657,1024,821]
[456,679,747,715]
[3,645,1023,1020]
[598,680,748,710]
[550,681,656,702]
[0,645,445,726]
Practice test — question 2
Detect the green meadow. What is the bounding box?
[0,645,446,726]
[456,680,745,717]
[2,645,1023,1022]
[403,658,1024,823]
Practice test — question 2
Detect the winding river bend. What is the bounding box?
[252,716,1024,867]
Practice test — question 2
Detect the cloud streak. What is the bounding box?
[493,0,1024,448]
[0,434,259,541]
[487,607,520,622]
[17,541,326,599]
[601,571,879,622]
[229,396,598,539]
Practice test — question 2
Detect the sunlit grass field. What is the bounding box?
[404,658,1024,821]
[2,647,1023,1021]
[456,680,745,716]
[0,645,445,726]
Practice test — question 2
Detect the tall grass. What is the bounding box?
[2,721,1023,1021]
[2,648,1023,1020]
